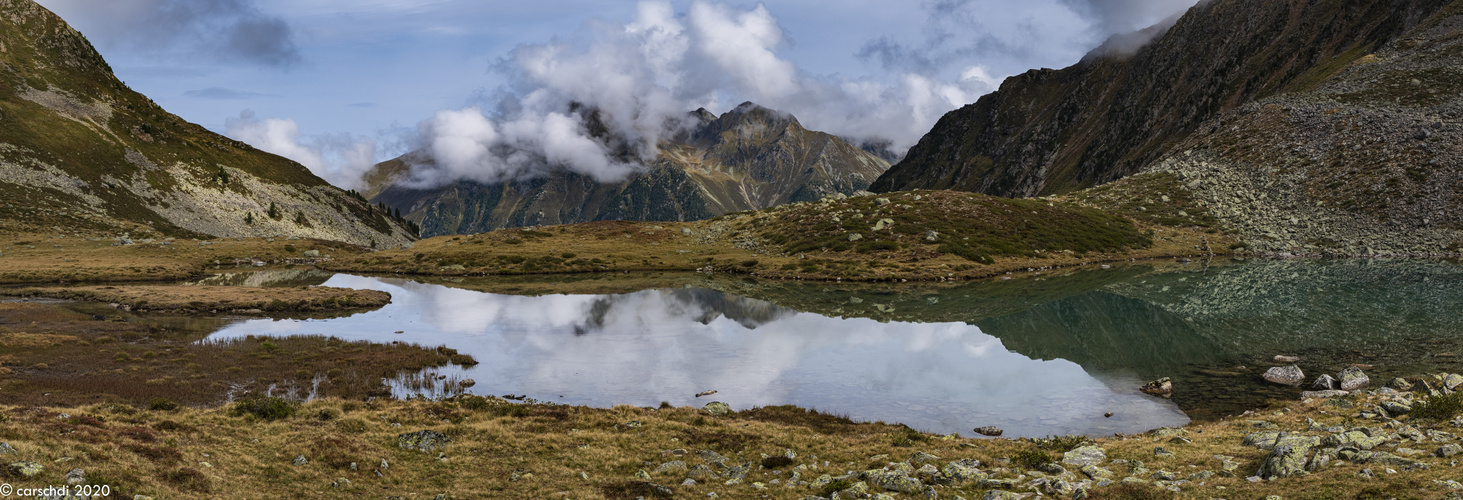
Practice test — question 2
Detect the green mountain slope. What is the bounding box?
[366,103,890,238]
[0,0,413,246]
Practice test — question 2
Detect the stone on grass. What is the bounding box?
[8,461,41,477]
[397,430,451,452]
[1263,365,1305,386]
[66,467,85,485]
[654,461,688,475]
[1438,444,1463,458]
[1062,446,1107,467]
[1387,377,1414,391]
[292,455,309,467]
[702,401,732,416]
[1300,390,1348,399]
[1338,366,1370,391]
[982,491,1031,500]
[873,473,923,493]
[0,443,14,455]
[1257,435,1320,478]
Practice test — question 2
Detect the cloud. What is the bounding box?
[225,110,377,190]
[183,87,273,100]
[37,0,302,68]
[402,0,1005,190]
[1058,0,1200,36]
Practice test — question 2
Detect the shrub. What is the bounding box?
[147,397,178,411]
[1411,391,1463,420]
[231,396,297,421]
[1011,449,1053,470]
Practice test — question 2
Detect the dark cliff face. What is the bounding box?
[0,0,413,245]
[369,103,890,237]
[871,0,1452,197]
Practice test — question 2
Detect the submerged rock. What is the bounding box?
[1264,365,1305,386]
[973,426,1004,437]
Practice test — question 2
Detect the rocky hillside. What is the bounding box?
[874,0,1463,256]
[366,103,890,237]
[0,0,414,247]
[872,0,1450,197]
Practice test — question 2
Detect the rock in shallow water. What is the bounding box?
[1140,377,1173,397]
[973,426,1003,437]
[1264,364,1305,386]
[1312,374,1338,390]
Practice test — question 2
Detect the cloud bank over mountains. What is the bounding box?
[40,0,301,67]
[392,1,1003,189]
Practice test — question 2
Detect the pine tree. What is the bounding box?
[245,212,254,225]
[294,210,306,224]
[267,202,279,219]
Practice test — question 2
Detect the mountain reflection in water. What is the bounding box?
[206,275,1188,437]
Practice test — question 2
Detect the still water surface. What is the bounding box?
[202,259,1463,438]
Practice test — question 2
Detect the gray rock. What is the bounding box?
[0,443,14,455]
[65,467,85,485]
[1263,365,1305,386]
[1387,378,1414,391]
[722,462,751,480]
[1383,401,1413,416]
[1139,377,1172,397]
[982,491,1030,500]
[397,430,451,452]
[292,455,309,466]
[1312,374,1338,390]
[924,230,939,242]
[1062,446,1107,467]
[941,459,985,483]
[687,464,716,480]
[973,426,1003,437]
[1338,366,1370,391]
[1257,435,1320,478]
[1080,464,1114,480]
[909,451,939,464]
[303,250,321,258]
[696,450,727,467]
[702,401,732,416]
[1439,444,1463,457]
[1444,373,1463,391]
[848,233,863,242]
[7,461,40,476]
[654,461,688,475]
[873,473,924,493]
[1300,390,1349,399]
[1154,447,1175,458]
[1243,431,1283,450]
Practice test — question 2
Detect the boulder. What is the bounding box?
[702,401,732,416]
[873,473,923,493]
[1263,365,1305,386]
[1257,435,1321,478]
[1338,366,1370,391]
[396,430,451,452]
[292,455,309,466]
[1311,374,1338,390]
[1139,377,1172,398]
[973,426,1003,437]
[653,461,687,475]
[1387,378,1413,391]
[1299,390,1349,399]
[1062,446,1107,467]
[1444,373,1463,391]
[8,461,41,478]
[0,443,14,455]
[66,468,85,485]
[1438,444,1463,458]
[1274,355,1301,363]
[303,250,321,258]
[941,459,986,483]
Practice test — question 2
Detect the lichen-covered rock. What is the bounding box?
[982,490,1031,500]
[1258,435,1322,478]
[1438,444,1463,458]
[8,461,41,477]
[721,462,751,480]
[1263,365,1305,386]
[396,430,451,452]
[941,459,986,483]
[973,426,1003,436]
[0,443,14,456]
[1387,377,1414,391]
[1243,431,1283,450]
[702,401,732,416]
[1338,366,1370,391]
[66,467,85,485]
[1062,446,1107,466]
[653,461,687,475]
[1312,374,1338,390]
[873,472,923,493]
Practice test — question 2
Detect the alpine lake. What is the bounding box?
[52,258,1463,439]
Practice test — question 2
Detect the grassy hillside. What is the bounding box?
[0,0,413,247]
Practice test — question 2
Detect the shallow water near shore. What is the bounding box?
[202,258,1463,438]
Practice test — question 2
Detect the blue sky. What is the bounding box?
[36,0,1196,189]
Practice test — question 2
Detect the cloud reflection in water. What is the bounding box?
[207,275,1187,437]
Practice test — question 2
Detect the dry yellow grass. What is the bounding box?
[1,389,1460,499]
[14,285,390,313]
